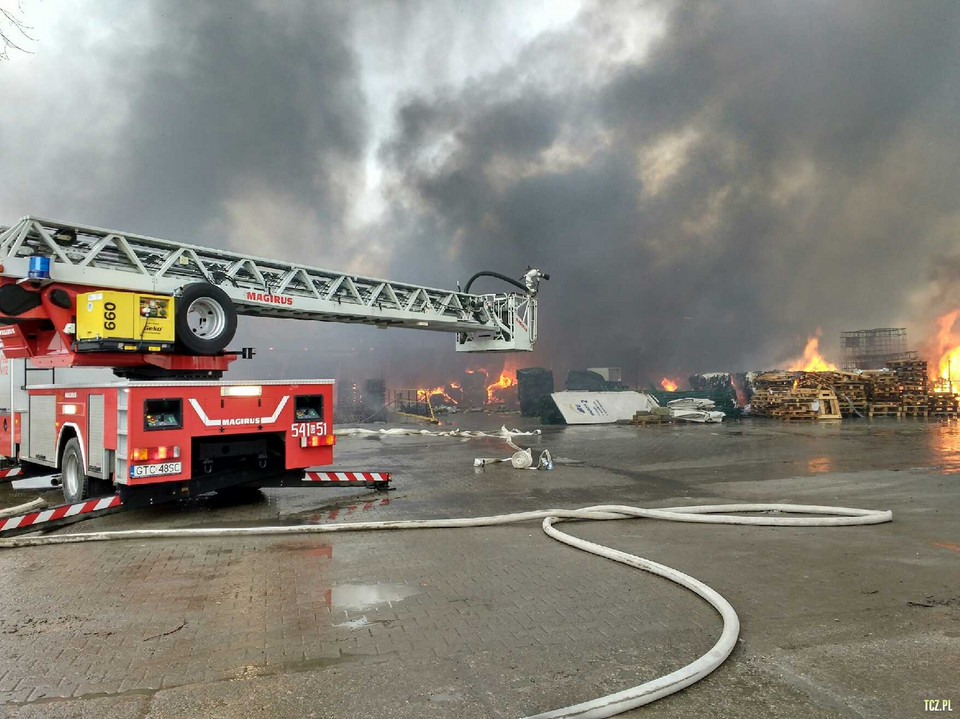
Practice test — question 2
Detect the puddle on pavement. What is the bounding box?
[330,583,418,611]
[929,423,960,473]
[335,616,373,629]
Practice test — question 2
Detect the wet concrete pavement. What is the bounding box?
[0,415,957,718]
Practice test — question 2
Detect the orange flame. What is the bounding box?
[933,309,960,392]
[479,359,518,403]
[787,334,838,372]
[486,372,517,402]
[417,385,459,406]
[660,378,678,391]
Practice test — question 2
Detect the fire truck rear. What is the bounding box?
[0,216,545,534]
[2,377,336,504]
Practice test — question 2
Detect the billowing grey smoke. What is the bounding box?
[1,0,378,380]
[379,0,960,383]
[3,1,960,386]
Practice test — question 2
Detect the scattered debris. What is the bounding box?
[142,620,187,641]
[667,398,726,423]
[336,425,541,439]
[907,595,960,608]
[474,427,553,470]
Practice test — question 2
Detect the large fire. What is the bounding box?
[416,382,462,406]
[933,309,960,391]
[660,378,679,391]
[413,362,520,408]
[486,364,517,403]
[787,334,838,372]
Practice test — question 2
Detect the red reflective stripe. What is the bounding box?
[0,495,123,535]
[303,471,390,482]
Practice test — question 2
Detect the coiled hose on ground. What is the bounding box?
[0,501,892,719]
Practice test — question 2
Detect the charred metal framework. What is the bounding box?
[840,328,917,371]
[0,216,538,352]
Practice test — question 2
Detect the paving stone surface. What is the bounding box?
[0,416,957,718]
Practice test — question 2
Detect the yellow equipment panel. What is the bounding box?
[76,291,175,353]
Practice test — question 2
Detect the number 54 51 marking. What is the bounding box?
[291,422,327,438]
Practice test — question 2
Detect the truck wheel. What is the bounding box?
[175,283,238,355]
[61,438,90,504]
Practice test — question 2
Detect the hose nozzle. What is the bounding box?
[522,268,549,295]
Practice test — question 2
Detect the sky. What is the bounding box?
[3,0,960,388]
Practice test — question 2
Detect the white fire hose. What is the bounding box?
[337,424,554,470]
[0,497,46,518]
[0,501,892,719]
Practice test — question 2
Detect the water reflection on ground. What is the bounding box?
[807,456,833,473]
[928,421,960,472]
[330,584,419,611]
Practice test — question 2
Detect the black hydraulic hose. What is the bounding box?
[463,271,528,295]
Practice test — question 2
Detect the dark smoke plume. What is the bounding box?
[379,0,960,383]
[3,1,960,386]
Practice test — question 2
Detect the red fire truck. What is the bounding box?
[0,216,546,535]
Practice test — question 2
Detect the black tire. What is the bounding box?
[60,438,90,504]
[174,283,238,355]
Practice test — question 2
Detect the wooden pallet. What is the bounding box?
[927,392,958,417]
[767,389,842,420]
[621,411,673,426]
[868,402,901,418]
[900,406,928,418]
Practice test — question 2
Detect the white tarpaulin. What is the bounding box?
[551,391,659,424]
[666,398,725,423]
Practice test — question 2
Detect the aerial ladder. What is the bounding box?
[0,216,547,536]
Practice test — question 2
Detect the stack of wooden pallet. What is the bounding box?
[833,374,869,417]
[770,388,842,421]
[749,372,794,417]
[889,360,929,417]
[928,391,959,417]
[795,371,843,389]
[621,408,673,425]
[862,371,901,417]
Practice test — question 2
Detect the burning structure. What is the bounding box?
[405,361,521,414]
[841,328,917,371]
[335,378,388,423]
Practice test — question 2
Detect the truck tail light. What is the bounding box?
[300,435,335,448]
[221,385,262,397]
[131,445,181,462]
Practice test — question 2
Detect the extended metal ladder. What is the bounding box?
[0,216,539,352]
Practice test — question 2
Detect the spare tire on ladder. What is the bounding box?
[175,283,238,355]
